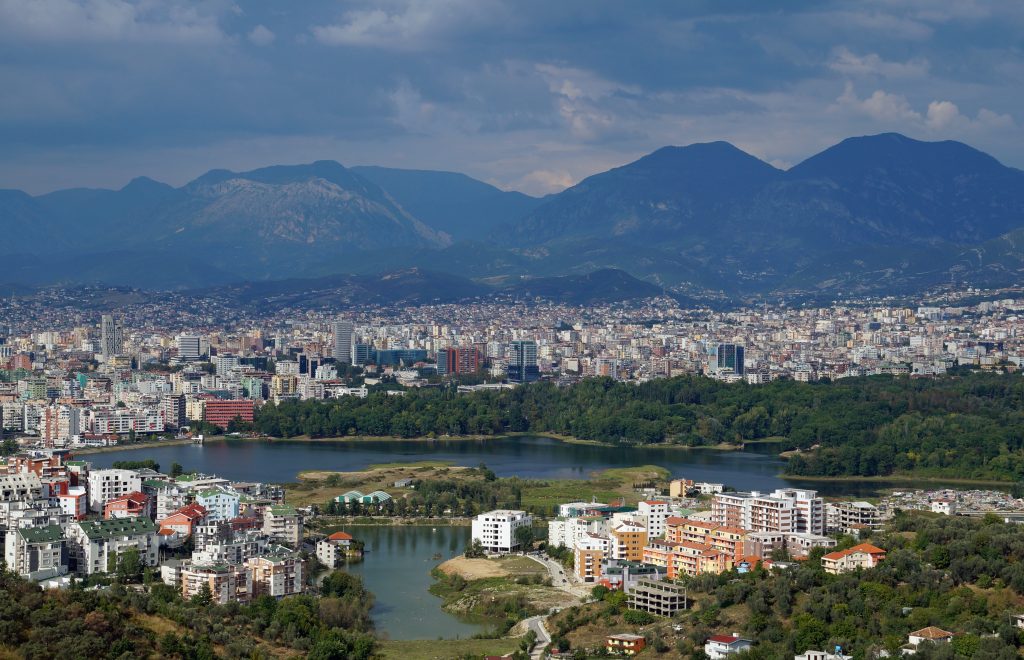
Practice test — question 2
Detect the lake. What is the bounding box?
[85,435,976,497]
[335,525,481,640]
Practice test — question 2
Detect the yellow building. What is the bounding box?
[610,521,648,562]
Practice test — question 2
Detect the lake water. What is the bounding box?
[86,435,960,497]
[336,525,481,640]
[87,434,996,637]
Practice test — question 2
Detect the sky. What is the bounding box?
[1,0,1022,196]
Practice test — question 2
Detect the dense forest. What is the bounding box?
[253,372,1024,480]
[548,513,1024,659]
[0,566,375,659]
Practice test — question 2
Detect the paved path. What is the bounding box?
[523,613,551,660]
[525,553,592,599]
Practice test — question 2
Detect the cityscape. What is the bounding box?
[4,2,1024,660]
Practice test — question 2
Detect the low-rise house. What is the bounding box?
[705,634,753,659]
[67,517,159,575]
[263,505,302,547]
[4,525,67,578]
[821,543,886,574]
[103,491,150,519]
[930,499,956,515]
[907,627,954,647]
[606,633,646,655]
[317,531,360,568]
[796,651,852,660]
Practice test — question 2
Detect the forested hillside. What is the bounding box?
[252,373,1024,481]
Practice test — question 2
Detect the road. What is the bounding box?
[525,553,592,599]
[522,613,552,660]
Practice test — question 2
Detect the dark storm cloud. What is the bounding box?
[0,0,1021,195]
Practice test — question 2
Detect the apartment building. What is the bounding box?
[247,552,304,598]
[712,489,823,535]
[637,500,670,539]
[4,525,67,578]
[610,520,648,562]
[86,469,143,513]
[181,562,252,604]
[195,488,240,521]
[67,517,159,575]
[471,510,533,554]
[628,578,688,617]
[744,531,836,560]
[826,501,882,534]
[263,505,302,547]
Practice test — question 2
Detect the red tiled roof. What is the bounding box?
[707,635,744,645]
[328,531,353,541]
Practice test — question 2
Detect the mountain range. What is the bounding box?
[3,132,1024,303]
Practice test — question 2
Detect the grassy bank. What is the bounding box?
[430,556,564,626]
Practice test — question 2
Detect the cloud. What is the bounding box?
[829,47,929,79]
[310,0,500,50]
[248,24,275,46]
[0,0,227,44]
[513,169,576,195]
[835,82,921,122]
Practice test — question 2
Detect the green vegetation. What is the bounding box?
[255,372,1024,480]
[0,565,376,659]
[111,459,160,472]
[428,569,550,638]
[318,464,666,519]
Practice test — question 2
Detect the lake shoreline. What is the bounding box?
[781,472,1016,487]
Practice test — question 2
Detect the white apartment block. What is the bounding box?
[712,489,823,535]
[547,516,607,550]
[638,500,670,539]
[87,469,143,513]
[471,509,533,554]
[67,518,159,575]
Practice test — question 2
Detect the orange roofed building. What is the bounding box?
[158,503,209,538]
[821,543,886,574]
[103,491,151,519]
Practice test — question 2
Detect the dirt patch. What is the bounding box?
[438,556,512,580]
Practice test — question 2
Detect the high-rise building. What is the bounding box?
[716,343,745,375]
[352,343,373,365]
[162,393,186,429]
[100,314,124,357]
[177,335,201,361]
[438,347,481,376]
[333,321,354,365]
[507,340,539,383]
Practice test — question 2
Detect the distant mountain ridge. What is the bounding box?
[2,133,1024,300]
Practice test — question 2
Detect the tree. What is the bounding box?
[464,539,486,559]
[115,547,143,584]
[191,581,213,606]
[170,462,184,478]
[514,525,535,551]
